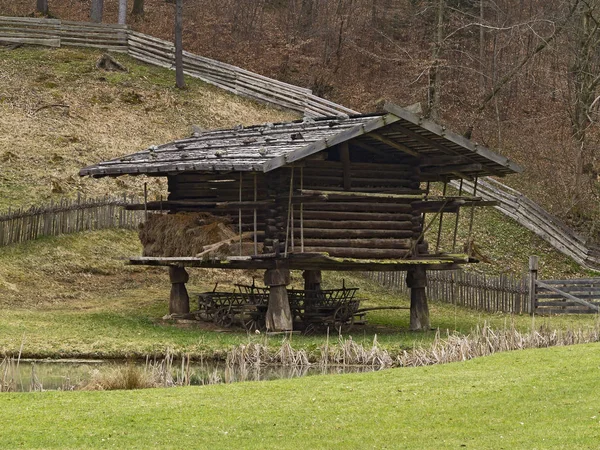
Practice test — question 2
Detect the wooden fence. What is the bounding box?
[368,270,530,314]
[534,278,600,315]
[0,196,144,246]
[0,16,357,118]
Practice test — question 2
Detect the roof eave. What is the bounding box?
[383,101,523,175]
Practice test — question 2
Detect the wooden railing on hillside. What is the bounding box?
[0,16,357,118]
[0,196,143,246]
[454,178,600,271]
[368,270,530,314]
[3,16,599,270]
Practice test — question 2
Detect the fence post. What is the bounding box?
[529,256,539,315]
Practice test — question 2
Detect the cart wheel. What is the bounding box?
[333,305,354,334]
[243,315,265,333]
[215,308,234,328]
[303,323,317,336]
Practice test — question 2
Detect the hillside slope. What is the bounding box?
[0,46,295,209]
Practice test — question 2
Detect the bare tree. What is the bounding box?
[119,0,127,25]
[567,1,600,207]
[131,0,144,17]
[175,0,185,89]
[427,0,445,120]
[36,0,48,15]
[91,0,104,23]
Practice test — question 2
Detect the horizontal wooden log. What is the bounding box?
[536,301,600,307]
[302,202,414,213]
[536,308,598,315]
[293,219,416,230]
[301,247,410,259]
[298,228,415,239]
[300,211,417,222]
[0,36,59,47]
[539,279,600,285]
[301,238,412,249]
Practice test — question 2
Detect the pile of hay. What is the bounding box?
[139,212,242,257]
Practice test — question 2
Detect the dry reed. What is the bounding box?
[396,322,600,367]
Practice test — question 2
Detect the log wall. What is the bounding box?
[166,153,427,260]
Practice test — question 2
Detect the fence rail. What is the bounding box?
[0,16,357,118]
[0,196,144,246]
[368,270,530,314]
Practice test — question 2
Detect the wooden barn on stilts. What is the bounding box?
[80,102,522,332]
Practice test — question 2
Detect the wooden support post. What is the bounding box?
[452,179,463,252]
[239,173,242,256]
[406,266,430,331]
[168,266,190,314]
[143,182,148,222]
[253,174,258,256]
[284,167,294,257]
[300,167,304,252]
[264,264,292,331]
[340,142,351,191]
[529,255,538,315]
[466,177,478,253]
[303,270,322,291]
[435,181,447,253]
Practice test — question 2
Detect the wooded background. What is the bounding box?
[3,0,600,242]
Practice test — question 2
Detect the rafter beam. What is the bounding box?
[369,132,421,158]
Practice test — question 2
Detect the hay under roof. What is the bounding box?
[80,103,522,178]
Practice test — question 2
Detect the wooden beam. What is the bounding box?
[369,132,421,157]
[299,189,423,199]
[340,142,351,191]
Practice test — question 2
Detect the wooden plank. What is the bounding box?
[536,280,600,312]
[0,16,61,25]
[0,36,60,47]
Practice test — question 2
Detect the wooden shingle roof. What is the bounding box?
[80,103,522,178]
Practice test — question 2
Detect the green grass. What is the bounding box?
[1,343,599,448]
[1,229,599,360]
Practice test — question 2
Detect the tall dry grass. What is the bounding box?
[397,321,600,367]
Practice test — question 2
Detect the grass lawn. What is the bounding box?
[1,343,599,448]
[1,230,599,360]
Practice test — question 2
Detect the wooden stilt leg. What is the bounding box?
[264,265,292,331]
[169,266,190,314]
[406,266,429,331]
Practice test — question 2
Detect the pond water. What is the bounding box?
[1,359,382,392]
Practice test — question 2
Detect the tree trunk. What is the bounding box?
[90,0,104,23]
[118,0,127,25]
[175,0,185,89]
[264,266,292,331]
[168,266,190,314]
[427,0,445,121]
[36,0,48,15]
[406,266,429,331]
[131,0,144,16]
